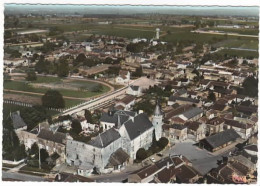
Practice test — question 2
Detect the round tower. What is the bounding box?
[152,101,163,141]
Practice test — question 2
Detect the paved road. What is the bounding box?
[61,77,158,116]
[191,30,258,38]
[2,171,46,182]
[90,172,130,182]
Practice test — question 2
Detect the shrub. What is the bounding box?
[158,137,169,149]
[136,148,147,161]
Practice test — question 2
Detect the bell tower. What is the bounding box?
[152,100,163,141]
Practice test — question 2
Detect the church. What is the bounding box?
[66,102,164,175]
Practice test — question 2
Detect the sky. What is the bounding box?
[4,4,259,17]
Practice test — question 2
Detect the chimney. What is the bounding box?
[145,173,148,177]
[167,161,170,169]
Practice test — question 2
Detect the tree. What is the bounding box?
[208,91,216,102]
[132,66,143,77]
[85,110,93,123]
[242,76,258,97]
[26,71,37,81]
[42,90,65,108]
[57,59,69,77]
[157,137,169,149]
[71,119,82,134]
[40,149,49,163]
[136,148,147,161]
[74,53,86,66]
[35,57,48,74]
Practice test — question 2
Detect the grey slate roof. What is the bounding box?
[171,124,187,130]
[124,113,154,140]
[106,148,129,167]
[130,85,140,91]
[154,102,163,116]
[100,110,136,128]
[37,129,66,144]
[10,111,27,130]
[202,129,240,149]
[88,128,121,148]
[182,107,203,119]
[169,96,200,103]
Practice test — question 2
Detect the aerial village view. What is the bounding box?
[1,3,259,184]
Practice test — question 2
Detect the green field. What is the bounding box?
[203,27,258,36]
[216,49,258,58]
[212,38,258,50]
[4,76,110,98]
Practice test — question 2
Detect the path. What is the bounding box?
[191,30,258,38]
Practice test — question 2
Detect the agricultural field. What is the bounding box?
[216,49,259,59]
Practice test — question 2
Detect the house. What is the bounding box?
[224,119,253,139]
[206,117,224,136]
[242,144,258,164]
[128,155,201,183]
[168,96,201,106]
[199,129,240,152]
[37,128,68,160]
[114,95,135,111]
[126,85,142,96]
[178,107,204,121]
[164,105,193,123]
[116,70,130,84]
[185,121,206,141]
[168,124,188,142]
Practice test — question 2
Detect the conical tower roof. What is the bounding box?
[154,101,162,116]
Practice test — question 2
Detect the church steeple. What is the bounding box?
[152,100,163,141]
[154,100,162,116]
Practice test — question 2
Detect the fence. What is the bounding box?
[4,99,65,112]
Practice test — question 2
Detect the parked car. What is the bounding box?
[150,157,156,163]
[156,153,163,157]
